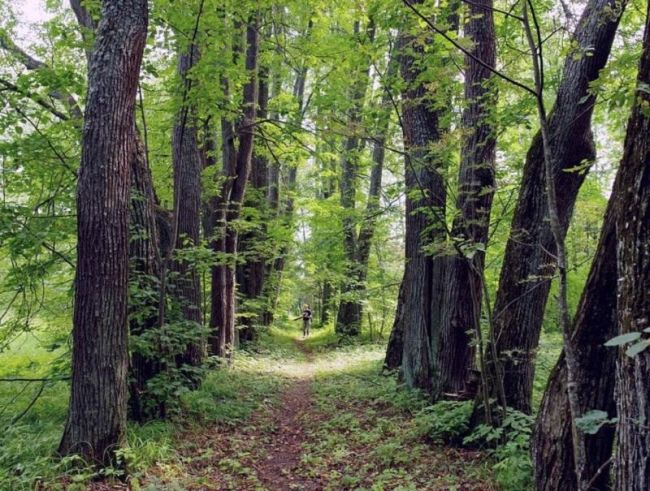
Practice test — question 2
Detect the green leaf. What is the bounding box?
[625,340,650,358]
[604,332,641,347]
[576,410,611,435]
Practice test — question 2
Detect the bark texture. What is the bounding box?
[614,8,650,486]
[59,0,147,464]
[128,132,165,421]
[395,19,446,395]
[172,45,205,373]
[532,200,617,490]
[210,17,259,360]
[438,0,496,397]
[486,0,625,414]
[237,71,269,343]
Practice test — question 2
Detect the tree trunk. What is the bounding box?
[59,0,147,465]
[438,0,496,397]
[532,199,617,490]
[335,20,375,336]
[384,277,406,370]
[171,45,205,375]
[614,8,650,487]
[238,70,269,343]
[352,46,396,330]
[211,17,259,361]
[484,0,626,414]
[395,20,446,395]
[128,131,166,422]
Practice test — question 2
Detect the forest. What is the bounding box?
[0,0,648,489]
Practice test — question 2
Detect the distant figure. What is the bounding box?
[295,305,312,337]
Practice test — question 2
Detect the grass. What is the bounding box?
[0,323,503,490]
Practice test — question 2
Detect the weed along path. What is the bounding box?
[137,328,492,490]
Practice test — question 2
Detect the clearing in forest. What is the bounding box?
[133,327,492,491]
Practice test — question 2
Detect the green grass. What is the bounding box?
[0,327,292,490]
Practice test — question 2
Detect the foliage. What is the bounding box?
[464,410,535,491]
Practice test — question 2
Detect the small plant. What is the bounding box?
[411,400,473,443]
[464,410,534,491]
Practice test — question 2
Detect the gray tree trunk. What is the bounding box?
[59,0,147,465]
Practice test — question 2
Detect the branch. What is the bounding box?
[0,78,71,122]
[401,0,536,96]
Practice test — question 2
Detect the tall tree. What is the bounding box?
[484,0,626,414]
[210,16,259,360]
[237,71,270,343]
[613,5,650,486]
[393,8,447,395]
[171,44,205,374]
[335,19,375,336]
[58,0,148,465]
[532,168,618,490]
[438,0,496,396]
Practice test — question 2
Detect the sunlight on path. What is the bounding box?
[138,328,490,490]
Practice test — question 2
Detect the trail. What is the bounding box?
[253,339,321,490]
[139,332,491,490]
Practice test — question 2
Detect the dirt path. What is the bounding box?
[253,339,322,490]
[139,336,492,490]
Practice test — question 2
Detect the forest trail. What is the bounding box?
[137,329,492,490]
[253,338,321,490]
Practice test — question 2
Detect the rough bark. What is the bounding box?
[171,45,205,374]
[614,8,650,487]
[395,19,446,395]
[438,0,496,397]
[238,71,269,343]
[533,199,617,490]
[59,0,147,465]
[128,132,165,421]
[211,17,259,361]
[485,0,626,414]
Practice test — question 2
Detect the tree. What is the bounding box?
[334,19,375,336]
[393,7,447,395]
[438,0,496,397]
[171,44,205,375]
[210,16,259,360]
[484,0,626,414]
[58,0,148,465]
[613,4,650,485]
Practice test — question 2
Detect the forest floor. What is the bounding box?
[0,325,496,490]
[133,327,493,491]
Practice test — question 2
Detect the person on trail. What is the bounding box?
[295,305,312,337]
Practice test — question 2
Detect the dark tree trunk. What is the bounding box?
[171,45,205,374]
[128,131,166,422]
[484,0,625,414]
[208,118,234,357]
[614,8,650,487]
[59,0,147,465]
[238,71,269,343]
[384,277,406,370]
[211,17,259,361]
[532,195,618,490]
[438,0,496,397]
[395,20,446,395]
[335,20,375,336]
